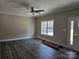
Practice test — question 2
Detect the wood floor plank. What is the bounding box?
[0,39,79,59]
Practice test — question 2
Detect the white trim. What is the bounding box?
[0,11,30,17]
[0,37,33,42]
[36,36,68,47]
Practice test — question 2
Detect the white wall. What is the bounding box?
[35,8,79,51]
[0,14,35,41]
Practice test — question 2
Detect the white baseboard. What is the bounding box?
[35,36,69,48]
[0,37,33,42]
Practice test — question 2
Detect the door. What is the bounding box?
[68,17,79,49]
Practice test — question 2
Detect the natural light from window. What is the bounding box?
[41,20,54,36]
[70,20,74,45]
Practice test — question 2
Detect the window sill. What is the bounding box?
[41,34,53,37]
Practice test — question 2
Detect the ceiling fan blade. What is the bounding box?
[35,10,45,13]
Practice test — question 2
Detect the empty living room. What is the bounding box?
[0,0,79,59]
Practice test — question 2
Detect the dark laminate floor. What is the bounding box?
[0,39,79,59]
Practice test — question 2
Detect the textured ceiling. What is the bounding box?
[0,0,79,17]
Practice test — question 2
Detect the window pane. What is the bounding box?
[70,20,74,45]
[41,21,47,35]
[47,20,54,36]
[41,20,54,36]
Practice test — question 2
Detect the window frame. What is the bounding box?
[41,20,54,36]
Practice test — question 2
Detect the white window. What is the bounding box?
[41,21,47,35]
[41,20,54,36]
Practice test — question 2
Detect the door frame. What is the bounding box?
[67,16,79,48]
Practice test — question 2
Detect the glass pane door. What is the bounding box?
[68,17,79,48]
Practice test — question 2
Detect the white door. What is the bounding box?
[68,17,79,49]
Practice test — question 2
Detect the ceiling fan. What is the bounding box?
[30,7,45,15]
[7,0,45,15]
